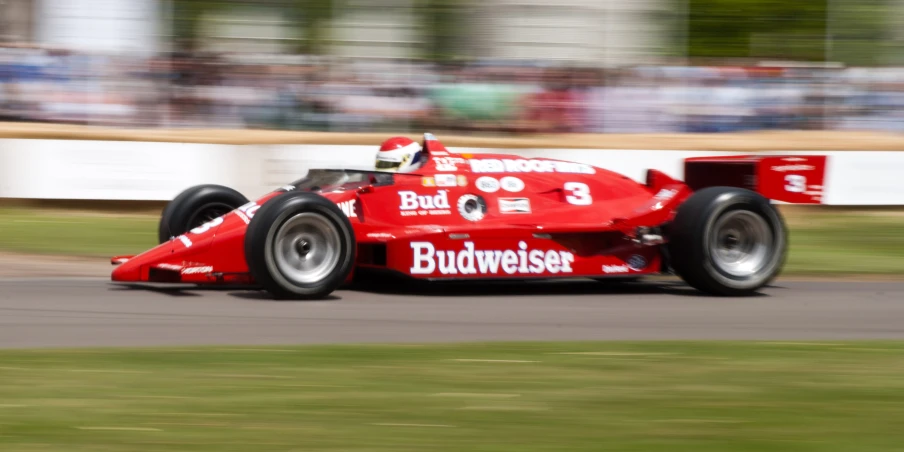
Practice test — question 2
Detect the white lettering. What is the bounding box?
[411,241,575,276]
[400,191,419,210]
[434,157,466,172]
[517,242,529,273]
[457,242,477,275]
[784,174,807,193]
[438,250,457,275]
[476,250,502,274]
[177,235,192,248]
[502,250,519,274]
[410,242,436,274]
[545,250,561,274]
[189,216,223,235]
[560,252,574,273]
[564,182,592,206]
[182,266,213,275]
[470,158,595,174]
[399,191,450,212]
[235,202,260,224]
[772,164,815,172]
[528,250,545,273]
[603,264,630,274]
[653,188,678,201]
[337,200,358,218]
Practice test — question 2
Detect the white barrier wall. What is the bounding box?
[1,139,902,205]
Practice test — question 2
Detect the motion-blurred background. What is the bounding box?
[2,0,903,134]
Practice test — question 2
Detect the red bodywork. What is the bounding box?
[111,135,828,285]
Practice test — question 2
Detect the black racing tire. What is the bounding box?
[244,191,356,300]
[158,184,249,243]
[666,186,787,296]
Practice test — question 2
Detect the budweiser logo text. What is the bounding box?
[410,241,575,275]
[399,190,451,216]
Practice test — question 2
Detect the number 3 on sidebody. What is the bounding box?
[564,182,592,205]
[785,174,806,193]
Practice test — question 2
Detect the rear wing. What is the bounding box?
[684,155,827,204]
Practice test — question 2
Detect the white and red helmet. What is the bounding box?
[374,136,425,173]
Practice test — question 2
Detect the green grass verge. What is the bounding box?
[0,207,901,275]
[2,341,904,451]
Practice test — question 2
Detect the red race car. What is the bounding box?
[111,133,827,299]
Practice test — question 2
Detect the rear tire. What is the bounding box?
[244,191,356,300]
[158,184,249,243]
[666,187,787,296]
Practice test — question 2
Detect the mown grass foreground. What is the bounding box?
[1,341,904,451]
[0,207,902,275]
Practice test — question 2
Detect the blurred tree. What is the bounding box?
[414,0,469,62]
[170,0,334,54]
[667,0,899,65]
[683,0,827,61]
[287,0,335,54]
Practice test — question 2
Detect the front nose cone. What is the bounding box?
[111,240,175,282]
[112,258,143,282]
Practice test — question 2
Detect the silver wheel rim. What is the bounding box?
[272,212,341,285]
[709,210,773,278]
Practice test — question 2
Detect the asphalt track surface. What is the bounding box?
[2,277,904,348]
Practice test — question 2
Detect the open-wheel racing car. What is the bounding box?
[111,133,827,299]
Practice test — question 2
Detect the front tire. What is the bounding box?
[667,186,787,296]
[158,184,249,243]
[244,191,356,300]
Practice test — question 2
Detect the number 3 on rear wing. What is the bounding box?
[683,155,828,204]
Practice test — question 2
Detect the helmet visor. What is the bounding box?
[375,153,410,171]
[375,159,401,170]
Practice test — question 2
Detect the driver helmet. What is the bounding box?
[374,136,425,173]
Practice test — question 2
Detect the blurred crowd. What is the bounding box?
[3,42,904,133]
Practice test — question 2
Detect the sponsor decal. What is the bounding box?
[781,157,807,162]
[367,232,394,239]
[434,156,467,172]
[156,263,182,271]
[399,190,451,216]
[602,264,631,274]
[410,241,575,276]
[500,176,525,192]
[422,177,436,187]
[772,164,815,172]
[653,188,679,201]
[457,175,468,187]
[475,176,500,193]
[458,194,487,222]
[499,197,531,214]
[469,158,595,174]
[234,202,261,224]
[337,200,358,218]
[182,266,213,275]
[435,174,458,187]
[627,254,647,271]
[280,185,296,191]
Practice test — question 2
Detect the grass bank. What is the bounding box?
[0,206,901,276]
[1,341,904,451]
